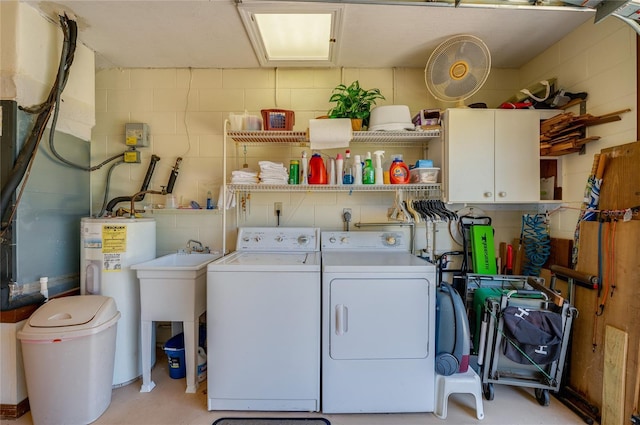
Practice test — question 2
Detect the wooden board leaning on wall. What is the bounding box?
[568,220,640,425]
[539,104,631,157]
[598,141,640,215]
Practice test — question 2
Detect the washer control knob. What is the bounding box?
[340,236,349,244]
[242,236,250,242]
[276,236,284,242]
[329,237,337,243]
[298,235,309,245]
[254,235,262,242]
[386,235,396,246]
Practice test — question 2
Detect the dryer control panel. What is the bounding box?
[236,227,320,252]
[321,231,408,251]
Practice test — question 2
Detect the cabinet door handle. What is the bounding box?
[498,191,507,198]
[483,192,493,198]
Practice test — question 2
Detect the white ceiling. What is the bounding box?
[24,0,601,70]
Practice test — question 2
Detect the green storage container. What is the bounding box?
[472,287,505,353]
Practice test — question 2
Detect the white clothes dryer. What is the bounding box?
[321,231,437,413]
[207,227,321,412]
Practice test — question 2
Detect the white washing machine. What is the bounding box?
[321,231,437,413]
[207,227,321,412]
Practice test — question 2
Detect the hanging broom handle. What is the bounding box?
[550,265,598,286]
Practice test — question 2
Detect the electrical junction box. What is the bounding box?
[125,123,149,147]
[123,149,141,163]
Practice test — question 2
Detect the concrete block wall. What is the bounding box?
[520,18,636,240]
[93,67,523,255]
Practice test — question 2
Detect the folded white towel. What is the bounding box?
[231,168,259,184]
[232,168,258,176]
[258,161,287,171]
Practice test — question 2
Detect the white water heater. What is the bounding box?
[80,217,156,387]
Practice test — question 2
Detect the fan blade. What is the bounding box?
[429,47,459,85]
[444,74,477,99]
[430,61,452,86]
[463,43,490,69]
[452,40,469,60]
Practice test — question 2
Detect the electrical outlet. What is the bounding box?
[274,202,283,216]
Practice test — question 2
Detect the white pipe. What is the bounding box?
[39,277,49,301]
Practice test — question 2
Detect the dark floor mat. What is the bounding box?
[213,418,330,425]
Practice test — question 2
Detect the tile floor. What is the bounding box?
[4,351,586,425]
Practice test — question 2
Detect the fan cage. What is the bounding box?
[425,34,491,104]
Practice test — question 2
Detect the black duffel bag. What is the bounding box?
[502,306,563,366]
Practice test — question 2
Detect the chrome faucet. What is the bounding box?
[186,239,209,253]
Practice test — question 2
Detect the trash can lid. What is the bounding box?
[28,295,117,328]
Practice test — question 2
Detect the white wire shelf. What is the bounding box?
[228,183,441,196]
[227,128,441,146]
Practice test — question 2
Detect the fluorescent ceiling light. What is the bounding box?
[238,3,344,67]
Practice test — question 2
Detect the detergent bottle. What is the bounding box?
[353,154,363,185]
[301,151,308,185]
[363,152,374,184]
[389,155,410,184]
[373,150,385,185]
[335,153,344,186]
[329,157,336,185]
[308,153,327,184]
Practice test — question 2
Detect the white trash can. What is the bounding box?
[17,295,121,425]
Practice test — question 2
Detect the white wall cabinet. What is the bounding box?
[435,109,540,203]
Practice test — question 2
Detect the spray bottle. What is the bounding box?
[301,151,308,185]
[373,151,385,185]
[363,152,374,184]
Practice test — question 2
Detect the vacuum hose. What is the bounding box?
[521,214,551,277]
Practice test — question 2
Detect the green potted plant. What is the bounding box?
[327,80,385,130]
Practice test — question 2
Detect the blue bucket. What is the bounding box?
[164,333,186,379]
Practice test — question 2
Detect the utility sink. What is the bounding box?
[132,252,221,272]
[131,252,222,394]
[131,252,222,320]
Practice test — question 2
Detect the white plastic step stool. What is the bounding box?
[434,368,484,420]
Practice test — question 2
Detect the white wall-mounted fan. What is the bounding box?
[424,34,491,107]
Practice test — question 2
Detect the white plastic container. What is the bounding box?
[409,167,440,183]
[368,105,414,131]
[17,295,120,425]
[198,347,207,383]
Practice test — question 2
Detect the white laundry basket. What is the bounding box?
[17,295,120,425]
